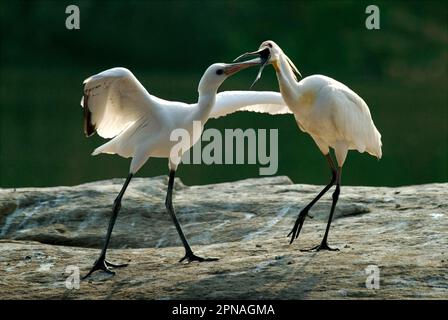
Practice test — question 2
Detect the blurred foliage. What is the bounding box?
[0,0,447,187]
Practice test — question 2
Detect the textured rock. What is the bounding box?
[0,176,447,299]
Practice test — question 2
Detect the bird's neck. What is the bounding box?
[192,90,217,123]
[274,54,300,105]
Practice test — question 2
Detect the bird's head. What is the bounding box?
[234,40,301,88]
[198,59,261,94]
[258,40,283,63]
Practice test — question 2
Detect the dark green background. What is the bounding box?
[1,0,447,188]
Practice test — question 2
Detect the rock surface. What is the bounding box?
[0,176,447,299]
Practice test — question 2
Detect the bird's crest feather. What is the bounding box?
[285,55,302,81]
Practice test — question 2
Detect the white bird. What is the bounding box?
[80,61,289,278]
[236,40,382,251]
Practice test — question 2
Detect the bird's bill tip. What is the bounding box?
[233,51,256,63]
[224,58,261,75]
[233,47,271,63]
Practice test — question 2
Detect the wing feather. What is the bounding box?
[210,91,291,119]
[329,84,382,158]
[80,67,156,139]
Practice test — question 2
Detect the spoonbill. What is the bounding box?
[80,60,289,278]
[236,40,382,251]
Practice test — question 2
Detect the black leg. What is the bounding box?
[165,170,218,263]
[301,167,341,252]
[83,174,133,279]
[288,154,337,244]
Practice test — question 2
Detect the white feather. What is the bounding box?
[293,75,382,161]
[210,91,291,119]
[80,67,289,173]
[81,67,159,139]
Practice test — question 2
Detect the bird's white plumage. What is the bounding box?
[210,91,290,118]
[81,67,160,139]
[260,41,382,166]
[81,65,290,173]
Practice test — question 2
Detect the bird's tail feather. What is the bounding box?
[368,126,382,160]
[91,143,116,156]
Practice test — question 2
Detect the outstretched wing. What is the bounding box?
[80,67,157,138]
[210,91,291,119]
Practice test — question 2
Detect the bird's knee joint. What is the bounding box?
[331,171,337,182]
[332,186,340,199]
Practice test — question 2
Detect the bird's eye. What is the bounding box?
[216,69,224,75]
[267,43,273,48]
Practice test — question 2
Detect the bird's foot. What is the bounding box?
[82,257,128,279]
[287,210,309,244]
[300,241,339,252]
[179,251,219,263]
[104,260,129,268]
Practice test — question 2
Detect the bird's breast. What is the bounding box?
[298,90,316,106]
